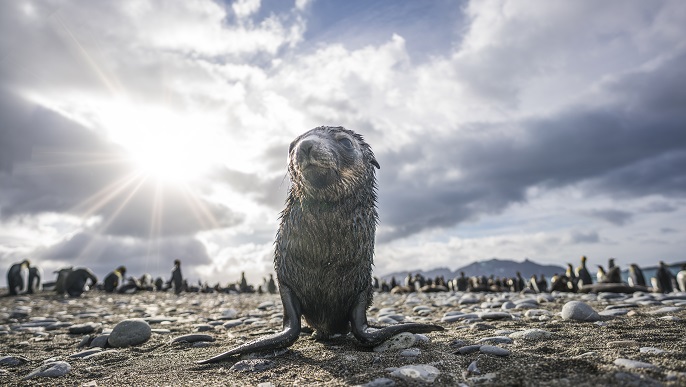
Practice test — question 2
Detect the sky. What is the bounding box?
[1,0,685,287]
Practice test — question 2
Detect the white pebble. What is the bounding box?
[561,301,601,322]
[24,361,72,380]
[389,364,440,383]
[373,332,416,352]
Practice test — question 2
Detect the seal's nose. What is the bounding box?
[295,138,318,166]
[298,138,314,158]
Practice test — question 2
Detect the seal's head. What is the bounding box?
[288,126,379,201]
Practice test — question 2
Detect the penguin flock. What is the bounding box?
[558,256,685,294]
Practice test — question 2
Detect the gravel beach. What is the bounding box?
[1,290,685,386]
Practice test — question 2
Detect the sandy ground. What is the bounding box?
[1,290,685,386]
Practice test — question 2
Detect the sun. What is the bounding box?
[127,130,210,183]
[101,102,225,184]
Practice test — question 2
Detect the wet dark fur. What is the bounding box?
[197,126,441,364]
[275,126,379,337]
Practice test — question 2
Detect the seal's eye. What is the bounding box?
[339,138,353,149]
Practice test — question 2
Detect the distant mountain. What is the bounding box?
[378,258,565,283]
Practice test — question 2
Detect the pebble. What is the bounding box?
[193,324,214,332]
[614,358,658,370]
[223,319,243,329]
[90,335,110,348]
[470,322,495,331]
[68,322,100,334]
[389,364,440,383]
[524,309,551,318]
[220,309,239,319]
[69,348,103,358]
[171,334,215,344]
[0,355,29,366]
[560,301,601,322]
[479,345,510,356]
[83,350,120,360]
[107,319,151,348]
[257,301,275,310]
[598,309,630,317]
[466,359,480,375]
[23,361,72,380]
[399,348,421,358]
[478,312,512,320]
[476,336,513,345]
[639,347,665,354]
[373,332,416,352]
[363,378,396,387]
[649,306,681,315]
[455,345,482,355]
[229,359,274,372]
[509,329,553,340]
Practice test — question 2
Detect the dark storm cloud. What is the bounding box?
[586,209,633,226]
[0,101,243,237]
[0,90,35,173]
[212,167,288,210]
[376,49,686,242]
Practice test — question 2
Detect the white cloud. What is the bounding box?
[2,0,686,286]
[232,0,261,19]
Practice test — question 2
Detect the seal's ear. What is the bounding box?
[371,158,380,169]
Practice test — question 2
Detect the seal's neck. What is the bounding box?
[299,197,344,212]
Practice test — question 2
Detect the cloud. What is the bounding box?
[35,231,212,281]
[566,230,600,244]
[585,209,633,226]
[2,1,686,286]
[0,106,242,237]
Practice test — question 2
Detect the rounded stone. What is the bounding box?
[389,364,440,383]
[229,359,275,372]
[476,336,513,345]
[560,301,601,322]
[614,358,658,370]
[479,345,510,356]
[90,334,110,348]
[509,329,553,340]
[456,345,482,355]
[399,348,421,357]
[373,332,416,352]
[68,323,100,334]
[23,361,72,380]
[107,319,151,348]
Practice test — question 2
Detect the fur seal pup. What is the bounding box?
[198,126,443,364]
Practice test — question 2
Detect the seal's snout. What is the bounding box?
[295,136,336,171]
[297,138,315,160]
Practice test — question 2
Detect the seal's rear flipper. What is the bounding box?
[196,328,299,364]
[349,292,444,347]
[352,322,444,347]
[197,284,302,364]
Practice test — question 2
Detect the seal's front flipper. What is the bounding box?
[196,285,302,364]
[349,292,444,347]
